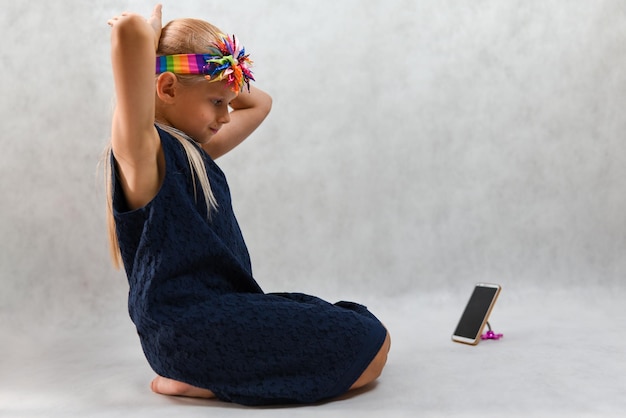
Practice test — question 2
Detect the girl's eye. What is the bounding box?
[212,99,223,106]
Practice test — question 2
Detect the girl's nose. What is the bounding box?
[218,108,231,124]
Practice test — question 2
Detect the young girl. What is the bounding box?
[106,4,390,406]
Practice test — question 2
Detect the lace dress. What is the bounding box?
[111,126,387,405]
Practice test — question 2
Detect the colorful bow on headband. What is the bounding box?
[155,34,254,92]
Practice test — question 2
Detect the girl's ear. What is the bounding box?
[156,72,178,103]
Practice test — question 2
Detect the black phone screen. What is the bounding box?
[453,285,499,339]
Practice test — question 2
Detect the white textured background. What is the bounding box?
[2,1,626,417]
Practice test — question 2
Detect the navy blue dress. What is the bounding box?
[112,127,387,405]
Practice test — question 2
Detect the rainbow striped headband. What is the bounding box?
[155,34,254,92]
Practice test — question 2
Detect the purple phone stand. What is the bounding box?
[480,322,503,340]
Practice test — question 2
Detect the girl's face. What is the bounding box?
[166,79,238,145]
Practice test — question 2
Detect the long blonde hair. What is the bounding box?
[105,18,224,269]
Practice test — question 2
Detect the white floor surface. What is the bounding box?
[2,286,625,418]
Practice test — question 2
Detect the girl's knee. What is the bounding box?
[374,331,391,374]
[350,331,391,390]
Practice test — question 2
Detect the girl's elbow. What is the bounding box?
[260,92,273,117]
[263,96,273,117]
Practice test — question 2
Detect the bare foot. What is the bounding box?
[151,375,215,398]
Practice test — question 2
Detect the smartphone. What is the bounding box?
[452,283,501,345]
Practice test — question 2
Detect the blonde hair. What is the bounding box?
[105,18,224,269]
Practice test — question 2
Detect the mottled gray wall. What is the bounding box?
[2,0,626,330]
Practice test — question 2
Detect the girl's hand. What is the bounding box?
[107,4,162,50]
[146,4,163,49]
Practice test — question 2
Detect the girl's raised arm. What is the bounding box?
[203,86,273,160]
[108,4,163,209]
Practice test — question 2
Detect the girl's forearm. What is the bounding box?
[110,13,159,142]
[203,86,272,159]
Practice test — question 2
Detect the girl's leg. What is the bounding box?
[151,375,215,398]
[349,331,391,391]
[150,331,391,400]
